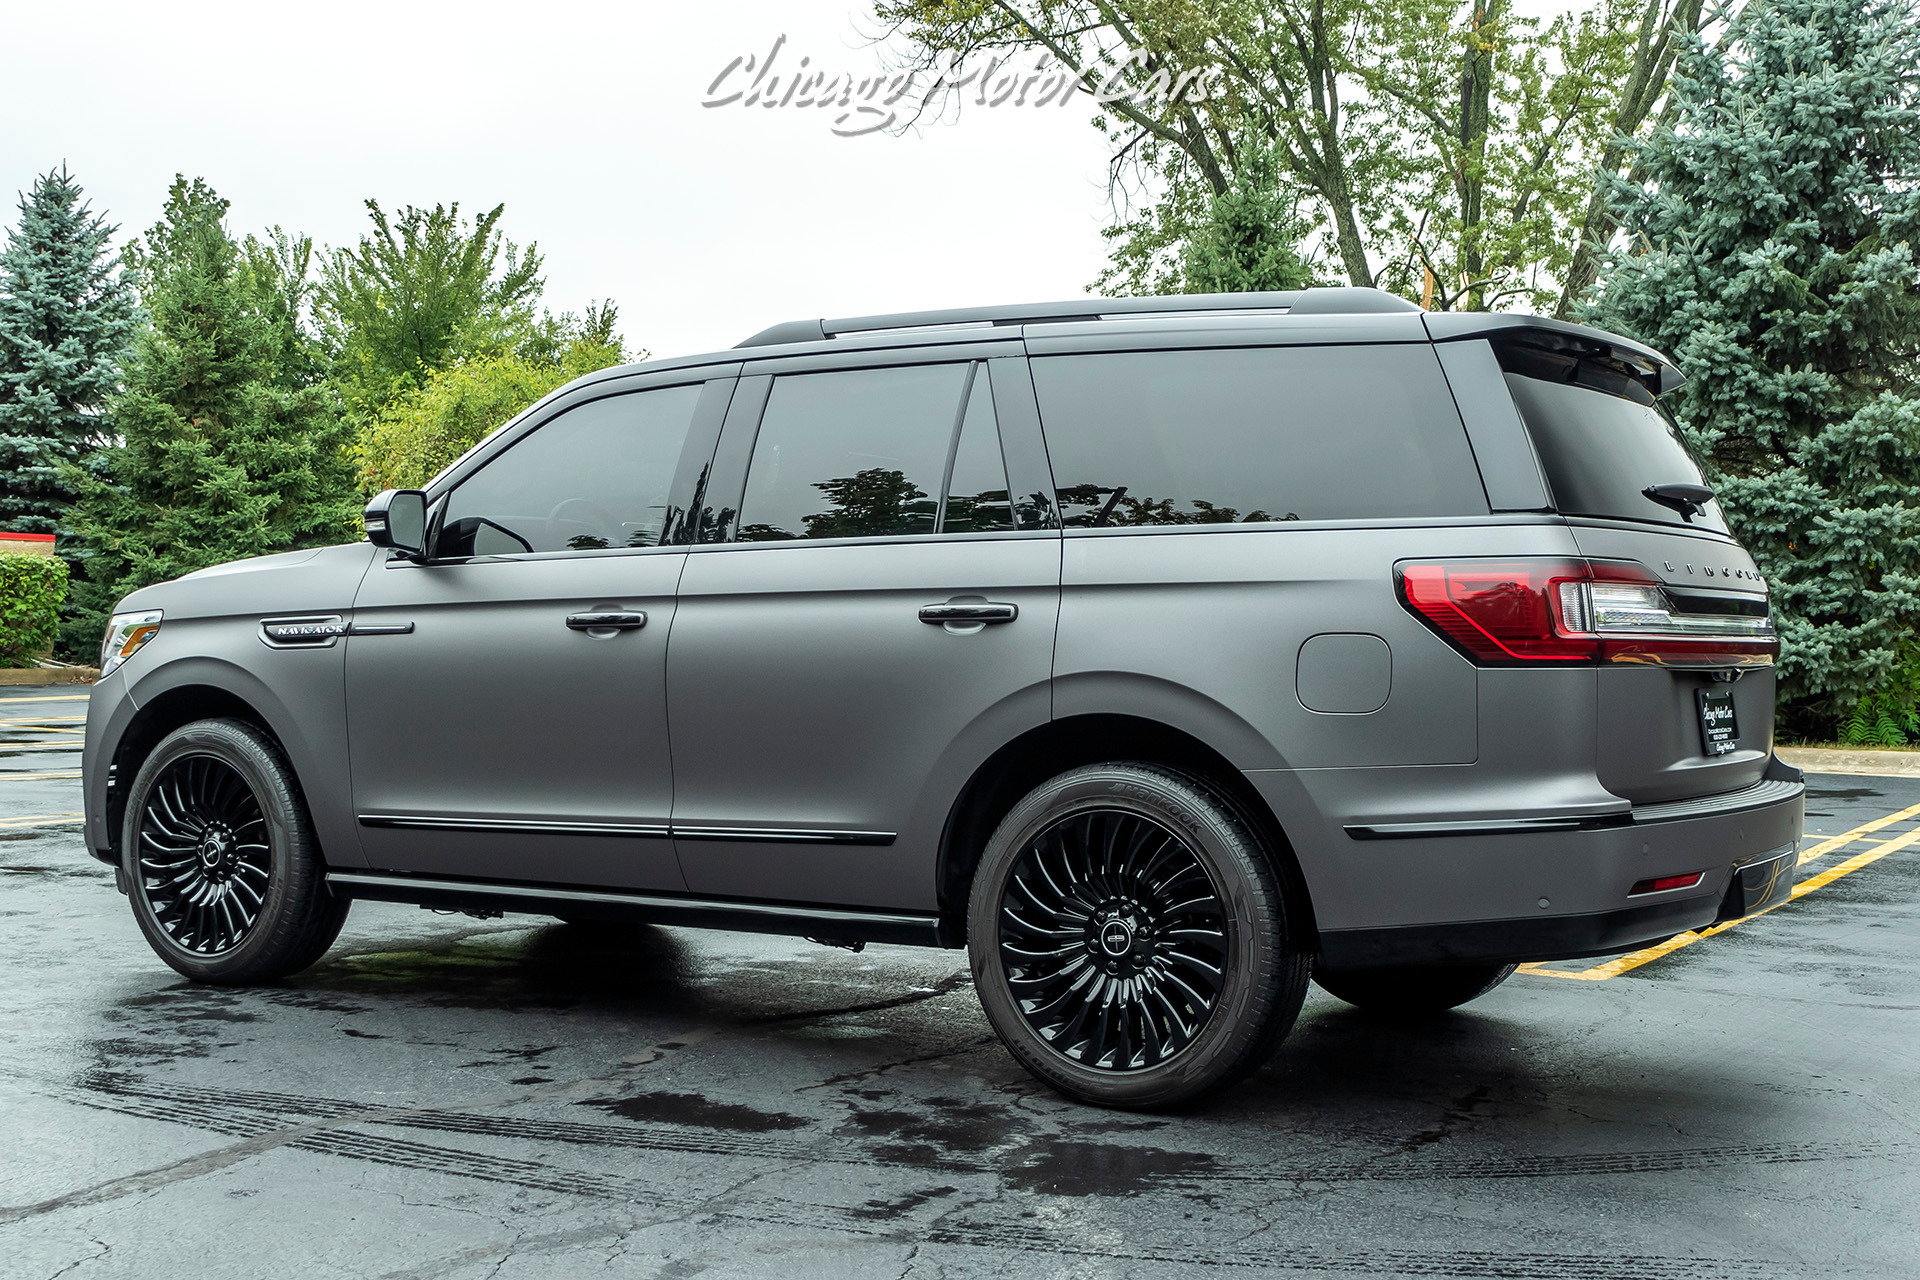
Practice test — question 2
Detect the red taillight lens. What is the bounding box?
[1396,560,1598,663]
[1397,558,1778,668]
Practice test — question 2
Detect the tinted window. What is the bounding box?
[736,364,970,541]
[1031,346,1487,526]
[438,385,701,557]
[941,367,1015,534]
[1503,362,1726,532]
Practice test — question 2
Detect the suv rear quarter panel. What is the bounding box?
[1054,518,1608,927]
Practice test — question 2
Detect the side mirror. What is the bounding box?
[365,489,428,558]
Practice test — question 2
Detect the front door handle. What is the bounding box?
[566,611,648,632]
[918,601,1018,625]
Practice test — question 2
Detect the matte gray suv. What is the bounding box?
[82,287,1802,1107]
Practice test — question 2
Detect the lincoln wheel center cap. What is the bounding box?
[1099,919,1135,957]
[198,829,230,871]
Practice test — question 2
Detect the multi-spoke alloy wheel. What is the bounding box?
[122,718,350,984]
[969,763,1311,1109]
[138,754,272,955]
[999,810,1227,1071]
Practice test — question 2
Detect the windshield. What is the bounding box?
[1503,362,1725,533]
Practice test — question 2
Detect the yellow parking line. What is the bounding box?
[1796,801,1920,865]
[0,770,82,781]
[0,716,85,726]
[0,695,88,705]
[0,812,82,828]
[1522,820,1920,981]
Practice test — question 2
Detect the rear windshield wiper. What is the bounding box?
[1643,482,1714,522]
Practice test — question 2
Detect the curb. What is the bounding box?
[1777,746,1920,779]
[0,667,98,687]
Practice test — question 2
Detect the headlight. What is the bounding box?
[100,610,163,676]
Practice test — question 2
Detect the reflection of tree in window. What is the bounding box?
[737,468,937,541]
[1055,484,1279,527]
[942,486,1014,533]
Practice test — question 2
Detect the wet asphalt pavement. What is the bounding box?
[3,690,1919,1278]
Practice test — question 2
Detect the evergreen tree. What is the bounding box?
[0,166,138,537]
[1178,142,1323,295]
[64,178,357,652]
[1589,0,1920,729]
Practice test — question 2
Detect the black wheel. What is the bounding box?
[122,718,349,984]
[1314,963,1517,1015]
[968,763,1311,1109]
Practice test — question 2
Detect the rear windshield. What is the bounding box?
[1031,345,1489,526]
[1502,352,1725,533]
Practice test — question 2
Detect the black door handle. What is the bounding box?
[566,611,647,631]
[918,602,1018,625]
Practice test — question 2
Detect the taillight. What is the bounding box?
[1396,558,1777,668]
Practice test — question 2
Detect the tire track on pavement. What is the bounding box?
[58,1073,1916,1185]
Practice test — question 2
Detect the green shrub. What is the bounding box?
[0,553,69,667]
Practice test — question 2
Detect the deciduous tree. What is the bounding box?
[877,0,1703,311]
[316,200,544,417]
[353,302,630,492]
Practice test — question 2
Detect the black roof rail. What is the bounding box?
[733,286,1420,349]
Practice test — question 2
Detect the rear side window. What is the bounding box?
[735,363,1015,541]
[1031,346,1488,526]
[1501,350,1726,532]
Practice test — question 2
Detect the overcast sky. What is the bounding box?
[3,0,1119,360]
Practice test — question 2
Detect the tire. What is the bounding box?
[967,763,1311,1109]
[121,718,350,985]
[1313,963,1517,1015]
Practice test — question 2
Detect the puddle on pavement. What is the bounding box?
[1004,1138,1218,1196]
[590,1089,813,1132]
[287,922,706,1014]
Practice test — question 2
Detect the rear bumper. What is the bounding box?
[1318,839,1798,968]
[1274,763,1806,969]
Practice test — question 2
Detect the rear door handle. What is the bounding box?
[566,611,648,631]
[918,602,1018,625]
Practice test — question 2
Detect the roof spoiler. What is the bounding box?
[1422,312,1684,395]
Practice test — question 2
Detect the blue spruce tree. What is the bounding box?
[0,166,138,537]
[1590,0,1920,731]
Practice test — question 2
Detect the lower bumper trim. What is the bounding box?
[1319,893,1724,969]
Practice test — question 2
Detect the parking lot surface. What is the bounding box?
[2,689,1918,1279]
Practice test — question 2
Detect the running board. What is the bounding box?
[325,871,947,948]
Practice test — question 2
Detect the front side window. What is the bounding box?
[736,362,1012,542]
[1031,346,1489,527]
[436,384,702,557]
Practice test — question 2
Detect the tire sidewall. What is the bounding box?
[968,765,1286,1108]
[121,719,307,982]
